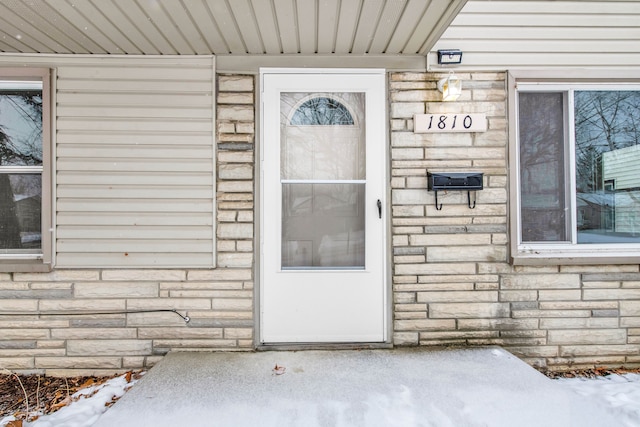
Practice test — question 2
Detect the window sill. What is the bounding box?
[512,250,640,266]
[0,261,52,273]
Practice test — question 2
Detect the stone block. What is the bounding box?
[393,332,419,345]
[395,263,476,275]
[235,123,254,134]
[218,211,237,222]
[0,357,33,369]
[169,289,252,298]
[501,274,580,290]
[394,303,427,312]
[217,92,253,104]
[126,312,190,327]
[538,290,581,301]
[583,289,640,300]
[218,122,235,133]
[417,291,497,303]
[137,327,223,339]
[392,189,429,205]
[499,290,537,302]
[102,270,186,281]
[592,309,619,317]
[409,234,491,246]
[458,318,538,330]
[396,312,427,320]
[218,163,253,180]
[152,339,237,349]
[51,328,137,339]
[512,309,591,319]
[218,75,254,92]
[394,319,455,331]
[74,282,159,298]
[390,102,424,119]
[0,329,49,339]
[217,240,236,251]
[217,253,253,268]
[237,211,253,222]
[540,318,619,329]
[560,345,639,357]
[236,241,253,252]
[426,245,507,263]
[539,301,618,310]
[393,247,426,256]
[218,151,254,163]
[396,282,473,292]
[0,282,29,290]
[68,340,152,356]
[36,357,122,369]
[126,298,211,310]
[217,223,253,239]
[429,302,510,319]
[218,181,253,193]
[211,298,253,310]
[39,299,126,311]
[394,255,425,264]
[548,329,627,346]
[621,301,640,316]
[14,270,100,282]
[217,105,254,121]
[187,269,252,281]
[223,328,253,339]
[0,289,72,299]
[582,273,640,282]
[123,357,146,369]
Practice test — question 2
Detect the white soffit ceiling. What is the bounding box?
[0,0,467,57]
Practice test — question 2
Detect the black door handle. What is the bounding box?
[377,199,382,219]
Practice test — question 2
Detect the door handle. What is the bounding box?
[377,199,382,219]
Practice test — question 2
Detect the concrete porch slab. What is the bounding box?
[94,348,617,427]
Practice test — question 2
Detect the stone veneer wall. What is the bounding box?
[390,71,640,370]
[0,74,255,376]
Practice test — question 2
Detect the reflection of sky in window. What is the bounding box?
[0,85,43,166]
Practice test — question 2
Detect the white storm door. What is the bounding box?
[261,70,386,343]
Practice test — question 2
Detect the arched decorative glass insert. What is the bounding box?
[290,97,354,125]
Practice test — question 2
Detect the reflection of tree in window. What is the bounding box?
[574,91,640,240]
[290,97,354,126]
[0,90,43,250]
[575,91,640,193]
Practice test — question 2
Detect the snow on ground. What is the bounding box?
[557,373,640,427]
[0,373,138,427]
[1,372,639,427]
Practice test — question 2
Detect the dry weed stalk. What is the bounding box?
[1,368,29,415]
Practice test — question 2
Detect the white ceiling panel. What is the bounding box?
[0,0,467,56]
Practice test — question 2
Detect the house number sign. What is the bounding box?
[413,113,487,133]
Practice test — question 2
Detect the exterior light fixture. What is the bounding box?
[437,73,462,102]
[437,49,462,65]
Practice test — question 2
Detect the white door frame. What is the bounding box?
[258,68,389,344]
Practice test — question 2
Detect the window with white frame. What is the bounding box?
[513,79,640,262]
[0,69,51,270]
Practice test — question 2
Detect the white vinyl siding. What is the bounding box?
[26,55,216,268]
[430,1,640,70]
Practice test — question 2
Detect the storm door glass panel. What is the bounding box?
[281,93,365,269]
[574,91,640,243]
[519,92,569,242]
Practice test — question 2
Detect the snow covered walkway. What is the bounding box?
[91,348,623,427]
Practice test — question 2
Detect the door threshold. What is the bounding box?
[256,342,393,351]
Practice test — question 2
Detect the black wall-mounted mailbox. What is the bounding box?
[427,172,484,210]
[428,172,483,191]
